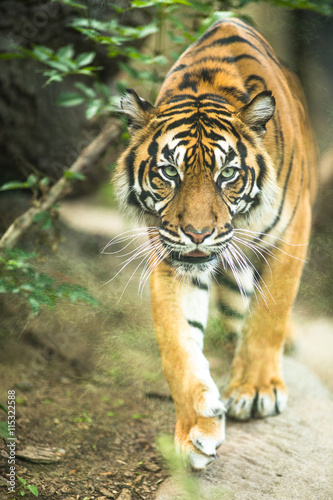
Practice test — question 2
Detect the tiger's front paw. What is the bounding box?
[223,379,288,421]
[175,397,226,470]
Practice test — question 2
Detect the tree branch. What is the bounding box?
[0,120,122,250]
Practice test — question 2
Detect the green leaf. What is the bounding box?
[43,72,64,86]
[40,177,51,188]
[0,421,10,439]
[0,52,25,60]
[85,100,103,119]
[46,59,72,72]
[43,70,64,84]
[132,0,190,6]
[76,51,96,67]
[56,44,74,60]
[167,30,185,45]
[74,66,102,75]
[74,82,96,98]
[199,11,236,35]
[64,171,86,181]
[19,283,35,292]
[33,211,51,224]
[30,291,54,307]
[26,174,38,188]
[57,0,87,8]
[31,44,54,62]
[28,296,41,315]
[41,217,52,231]
[18,477,27,486]
[93,81,111,99]
[55,283,98,306]
[56,92,86,107]
[0,404,8,415]
[27,485,39,497]
[0,174,38,193]
[0,180,30,191]
[42,398,53,405]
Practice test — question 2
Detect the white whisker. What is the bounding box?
[230,242,273,308]
[139,243,172,296]
[117,252,151,305]
[115,235,160,259]
[233,236,274,279]
[234,229,308,263]
[221,247,248,304]
[100,226,158,255]
[234,228,307,246]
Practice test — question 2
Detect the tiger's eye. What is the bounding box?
[163,165,178,178]
[221,167,235,179]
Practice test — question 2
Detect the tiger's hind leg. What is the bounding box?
[150,260,225,470]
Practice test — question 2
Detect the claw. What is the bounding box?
[224,381,288,420]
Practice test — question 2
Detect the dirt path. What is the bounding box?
[0,210,173,499]
[0,200,332,500]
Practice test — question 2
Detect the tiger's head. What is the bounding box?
[115,89,278,278]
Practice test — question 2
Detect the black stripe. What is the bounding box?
[217,273,241,292]
[125,148,139,208]
[160,227,181,241]
[207,35,267,60]
[218,303,245,320]
[256,154,267,191]
[282,160,305,234]
[195,22,222,43]
[169,63,187,74]
[199,93,230,105]
[191,278,209,291]
[164,115,201,132]
[244,74,267,93]
[187,320,205,333]
[177,54,261,70]
[217,85,249,104]
[159,107,195,118]
[264,147,295,235]
[227,19,282,69]
[277,118,285,178]
[179,73,198,92]
[221,54,260,65]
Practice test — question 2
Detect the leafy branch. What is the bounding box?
[20,44,101,85]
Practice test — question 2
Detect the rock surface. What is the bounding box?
[155,357,333,500]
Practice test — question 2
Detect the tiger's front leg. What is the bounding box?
[150,260,225,470]
[223,206,311,421]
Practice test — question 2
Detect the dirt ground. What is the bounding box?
[0,212,176,500]
[0,197,332,500]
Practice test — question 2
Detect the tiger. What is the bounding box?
[113,17,317,470]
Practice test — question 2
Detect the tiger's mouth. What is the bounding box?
[170,250,217,264]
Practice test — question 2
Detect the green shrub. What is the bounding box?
[0,248,98,315]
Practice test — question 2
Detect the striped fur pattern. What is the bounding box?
[114,18,317,469]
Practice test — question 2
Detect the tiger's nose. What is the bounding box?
[183,224,213,244]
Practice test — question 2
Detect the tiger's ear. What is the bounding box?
[120,89,155,131]
[239,91,275,137]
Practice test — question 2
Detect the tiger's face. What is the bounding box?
[115,90,278,278]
